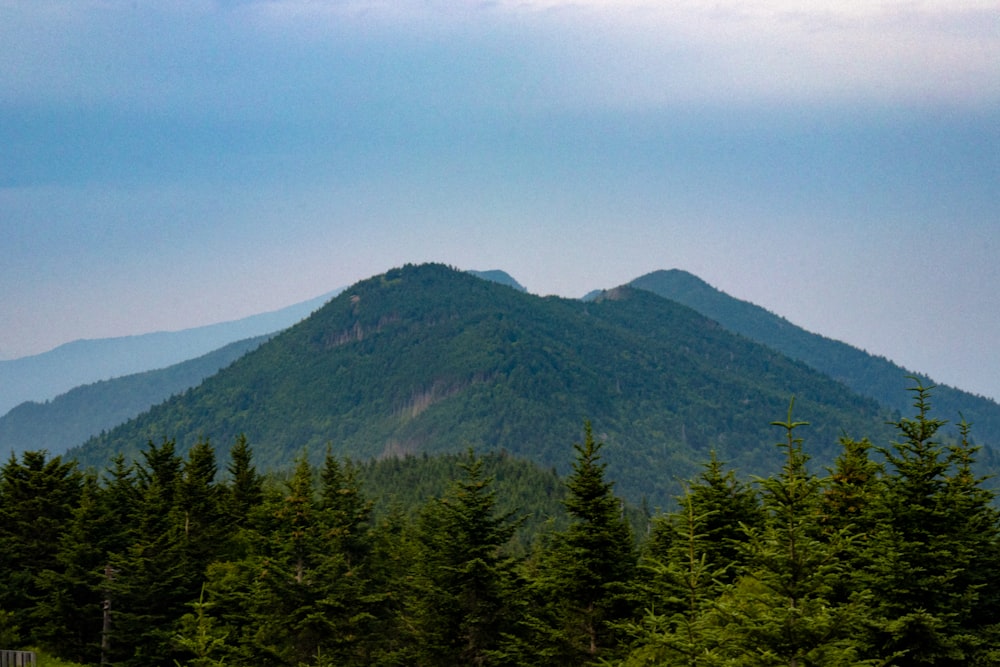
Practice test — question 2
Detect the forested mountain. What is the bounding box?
[468,269,527,292]
[4,389,998,667]
[630,269,1000,447]
[71,263,908,506]
[0,335,269,461]
[0,289,340,416]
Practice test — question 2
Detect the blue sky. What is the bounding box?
[2,0,999,401]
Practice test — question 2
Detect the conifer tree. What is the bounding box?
[0,450,83,647]
[686,452,762,585]
[624,488,729,666]
[246,455,325,665]
[406,450,524,667]
[226,435,264,530]
[33,473,108,663]
[530,422,636,666]
[716,403,871,666]
[104,439,190,667]
[860,383,1000,665]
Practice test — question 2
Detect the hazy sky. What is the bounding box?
[2,0,999,401]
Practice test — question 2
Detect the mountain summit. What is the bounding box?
[72,264,896,504]
[630,269,1000,448]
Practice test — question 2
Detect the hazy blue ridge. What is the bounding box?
[0,335,269,462]
[70,263,905,506]
[468,270,527,292]
[628,269,1000,449]
[0,288,341,416]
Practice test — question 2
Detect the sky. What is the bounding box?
[2,0,999,401]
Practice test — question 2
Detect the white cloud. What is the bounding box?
[2,0,997,114]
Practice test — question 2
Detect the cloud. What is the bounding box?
[3,0,997,119]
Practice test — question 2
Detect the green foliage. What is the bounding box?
[630,268,1000,458]
[404,450,525,666]
[3,384,998,667]
[0,450,83,647]
[72,263,897,508]
[858,382,1000,665]
[624,490,730,666]
[529,423,637,665]
[714,402,872,666]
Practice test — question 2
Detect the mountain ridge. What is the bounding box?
[70,263,903,506]
[629,269,1000,447]
[0,288,341,416]
[0,335,270,461]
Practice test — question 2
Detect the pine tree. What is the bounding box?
[529,422,636,665]
[0,450,83,647]
[860,383,1000,665]
[716,402,871,666]
[406,450,524,667]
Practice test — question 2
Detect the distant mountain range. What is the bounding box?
[8,264,998,505]
[628,269,1000,444]
[70,263,904,506]
[0,288,341,416]
[0,336,268,462]
[0,273,523,460]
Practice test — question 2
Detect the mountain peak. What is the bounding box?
[467,269,527,292]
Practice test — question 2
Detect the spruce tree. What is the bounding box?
[104,438,191,667]
[624,488,729,666]
[860,383,1000,665]
[716,403,871,666]
[406,450,524,667]
[0,450,83,647]
[529,422,636,666]
[686,452,762,585]
[225,434,264,530]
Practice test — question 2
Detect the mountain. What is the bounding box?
[629,269,1000,448]
[71,263,902,506]
[0,271,518,459]
[468,269,527,292]
[0,289,341,416]
[0,335,269,461]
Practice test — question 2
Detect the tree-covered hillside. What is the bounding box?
[0,336,269,461]
[71,264,900,506]
[629,269,1000,450]
[3,386,998,666]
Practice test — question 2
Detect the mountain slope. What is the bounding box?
[468,269,527,292]
[629,269,1000,447]
[0,289,340,416]
[0,335,269,461]
[70,264,903,505]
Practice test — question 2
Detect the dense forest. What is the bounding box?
[2,383,997,666]
[70,264,902,509]
[628,269,1000,445]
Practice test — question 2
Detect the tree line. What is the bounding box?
[1,383,998,666]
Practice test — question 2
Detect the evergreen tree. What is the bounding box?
[173,440,227,595]
[32,473,108,663]
[686,452,762,585]
[0,450,83,647]
[105,439,191,667]
[529,422,636,665]
[715,402,871,666]
[406,450,524,667]
[860,383,1000,665]
[226,435,264,530]
[624,488,729,666]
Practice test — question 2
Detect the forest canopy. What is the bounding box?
[1,384,997,666]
